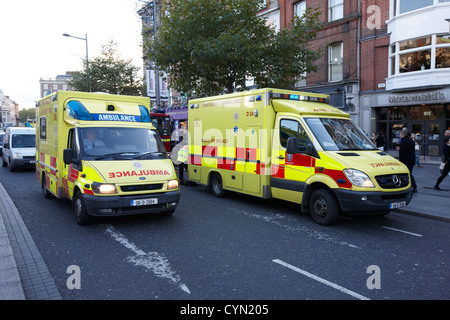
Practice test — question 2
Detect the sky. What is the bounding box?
[0,0,145,110]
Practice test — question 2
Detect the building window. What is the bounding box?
[393,0,446,16]
[294,1,306,18]
[390,34,450,75]
[329,0,343,21]
[329,43,343,82]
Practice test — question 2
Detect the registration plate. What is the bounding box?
[131,198,158,206]
[389,201,406,209]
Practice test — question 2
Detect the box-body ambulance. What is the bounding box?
[36,91,180,225]
[188,88,413,225]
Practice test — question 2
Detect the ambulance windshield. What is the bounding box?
[79,127,167,160]
[305,118,376,151]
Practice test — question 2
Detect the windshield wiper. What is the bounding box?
[94,152,139,160]
[134,152,166,159]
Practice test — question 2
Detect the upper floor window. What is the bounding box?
[329,0,343,21]
[294,1,306,18]
[389,34,450,75]
[329,43,343,82]
[393,0,447,16]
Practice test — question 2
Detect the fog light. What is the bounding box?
[361,196,367,201]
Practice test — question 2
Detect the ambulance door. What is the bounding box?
[271,116,314,203]
[62,129,81,199]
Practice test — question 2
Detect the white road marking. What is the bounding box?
[104,225,191,294]
[233,209,361,249]
[382,226,423,237]
[273,259,370,300]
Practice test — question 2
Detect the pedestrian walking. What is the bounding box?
[434,136,450,190]
[375,131,385,151]
[411,133,422,167]
[397,128,417,193]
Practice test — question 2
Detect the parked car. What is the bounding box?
[0,131,5,156]
[2,127,36,171]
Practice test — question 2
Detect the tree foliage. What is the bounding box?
[70,41,143,95]
[144,0,322,97]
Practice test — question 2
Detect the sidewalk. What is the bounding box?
[1,163,449,300]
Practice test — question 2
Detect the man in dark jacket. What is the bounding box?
[398,128,417,193]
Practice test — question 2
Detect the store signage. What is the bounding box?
[389,91,447,104]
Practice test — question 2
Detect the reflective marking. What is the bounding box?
[382,226,423,237]
[273,259,370,300]
[104,225,190,294]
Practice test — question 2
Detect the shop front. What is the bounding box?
[369,88,450,162]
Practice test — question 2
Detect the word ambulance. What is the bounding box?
[188,88,413,225]
[36,91,180,225]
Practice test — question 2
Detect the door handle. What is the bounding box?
[277,156,284,160]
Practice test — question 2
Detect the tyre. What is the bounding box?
[210,173,225,198]
[73,191,90,225]
[309,189,339,226]
[42,175,51,198]
[8,157,15,172]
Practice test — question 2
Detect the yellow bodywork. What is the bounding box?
[188,88,411,210]
[35,91,179,205]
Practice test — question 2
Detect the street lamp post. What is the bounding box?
[63,33,91,92]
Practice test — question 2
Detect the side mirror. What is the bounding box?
[63,149,75,165]
[286,137,299,154]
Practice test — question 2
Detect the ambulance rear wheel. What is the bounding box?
[309,189,339,226]
[210,173,225,198]
[42,176,51,198]
[73,191,90,225]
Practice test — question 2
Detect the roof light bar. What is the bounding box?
[270,92,329,104]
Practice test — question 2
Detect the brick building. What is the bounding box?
[39,72,74,98]
[259,0,450,161]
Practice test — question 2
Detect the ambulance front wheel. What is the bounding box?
[73,191,91,225]
[309,189,339,226]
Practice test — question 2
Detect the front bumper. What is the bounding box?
[12,158,36,168]
[82,190,181,217]
[334,187,413,215]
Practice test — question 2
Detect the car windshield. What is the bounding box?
[12,134,36,148]
[305,118,376,151]
[79,127,167,160]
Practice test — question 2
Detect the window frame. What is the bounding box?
[328,42,344,82]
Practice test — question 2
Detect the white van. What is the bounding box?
[2,127,36,171]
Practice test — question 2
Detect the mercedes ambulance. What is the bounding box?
[36,91,180,225]
[188,88,413,225]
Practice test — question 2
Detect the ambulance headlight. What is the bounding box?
[344,169,375,188]
[167,179,179,190]
[91,183,117,194]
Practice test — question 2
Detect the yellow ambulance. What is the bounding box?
[36,91,180,225]
[188,88,413,225]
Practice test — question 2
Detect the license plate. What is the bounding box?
[131,198,158,206]
[389,201,406,209]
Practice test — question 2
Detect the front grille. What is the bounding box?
[375,174,409,189]
[120,183,163,192]
[23,156,35,161]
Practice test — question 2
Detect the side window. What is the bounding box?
[280,119,309,149]
[40,117,47,141]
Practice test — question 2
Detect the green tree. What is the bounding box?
[18,108,36,123]
[144,0,322,97]
[70,41,143,95]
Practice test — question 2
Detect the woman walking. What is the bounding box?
[434,137,450,190]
